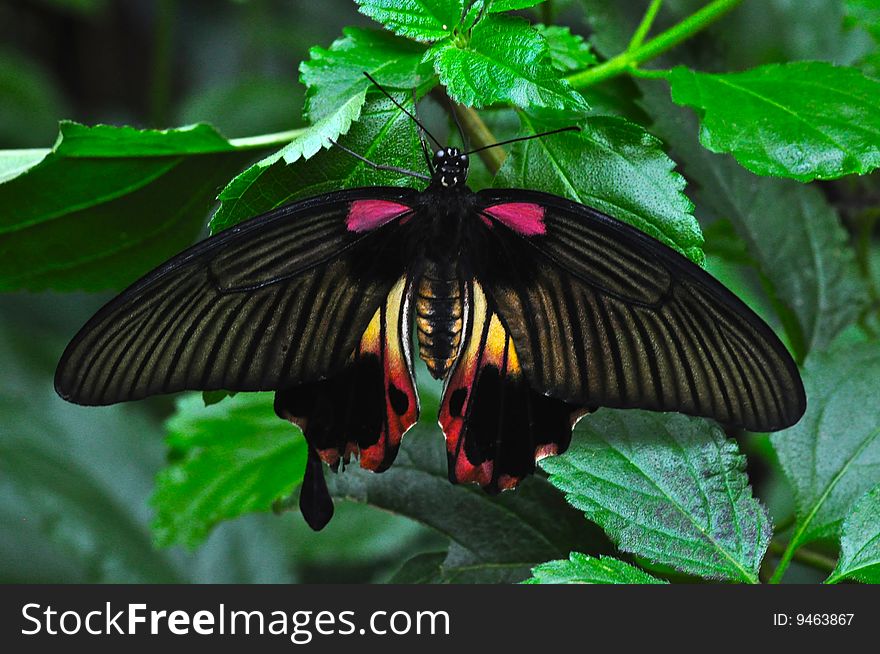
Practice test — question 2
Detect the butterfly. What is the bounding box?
[55,77,806,531]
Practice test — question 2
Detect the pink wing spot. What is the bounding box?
[483,202,546,235]
[347,200,411,232]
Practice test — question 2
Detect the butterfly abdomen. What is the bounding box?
[415,260,464,379]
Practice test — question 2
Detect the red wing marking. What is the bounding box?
[482,202,546,235]
[355,276,419,471]
[274,276,419,474]
[346,200,412,233]
[439,282,586,492]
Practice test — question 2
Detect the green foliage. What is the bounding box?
[434,15,588,111]
[668,63,880,181]
[3,0,880,585]
[212,95,424,232]
[827,484,880,584]
[355,0,464,43]
[0,122,261,291]
[641,84,868,360]
[152,393,309,548]
[542,411,771,583]
[325,416,606,583]
[496,112,703,263]
[535,24,598,72]
[524,553,667,584]
[300,27,433,122]
[771,345,880,548]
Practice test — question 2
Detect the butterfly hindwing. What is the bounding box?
[439,281,586,492]
[55,188,418,405]
[472,190,806,432]
[274,275,420,473]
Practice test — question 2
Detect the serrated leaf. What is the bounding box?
[300,27,433,122]
[355,0,463,43]
[212,94,425,233]
[668,63,880,181]
[151,393,308,548]
[641,84,867,359]
[495,113,704,264]
[524,553,667,584]
[326,422,606,584]
[435,15,588,112]
[0,122,261,292]
[535,24,597,72]
[488,0,545,12]
[276,90,367,165]
[770,344,880,549]
[827,484,880,584]
[542,410,771,583]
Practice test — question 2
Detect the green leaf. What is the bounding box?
[770,344,880,549]
[355,0,463,43]
[212,94,425,233]
[435,15,588,112]
[389,552,447,583]
[668,63,880,181]
[534,24,597,72]
[326,422,606,584]
[0,122,260,292]
[524,553,667,584]
[300,27,433,122]
[827,484,880,584]
[495,113,704,264]
[275,90,367,165]
[152,393,309,548]
[488,0,545,12]
[542,410,771,583]
[641,84,867,359]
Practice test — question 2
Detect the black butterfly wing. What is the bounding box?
[469,189,806,433]
[55,188,419,406]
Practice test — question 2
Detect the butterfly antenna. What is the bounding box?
[363,71,442,147]
[449,100,468,151]
[463,126,580,156]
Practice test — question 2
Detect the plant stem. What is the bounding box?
[566,0,741,89]
[767,540,837,579]
[628,0,664,51]
[229,128,306,150]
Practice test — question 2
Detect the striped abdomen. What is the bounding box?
[415,261,464,378]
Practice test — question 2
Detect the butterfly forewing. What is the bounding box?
[472,189,806,433]
[54,188,418,405]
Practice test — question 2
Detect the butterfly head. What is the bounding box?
[433,147,469,188]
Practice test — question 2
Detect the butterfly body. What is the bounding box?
[56,135,806,531]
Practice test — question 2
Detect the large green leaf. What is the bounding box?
[542,410,771,583]
[355,0,463,43]
[0,122,260,292]
[212,94,425,233]
[524,553,666,584]
[435,15,588,112]
[827,484,880,584]
[642,85,867,359]
[325,421,606,584]
[771,344,880,548]
[495,112,704,263]
[151,393,309,548]
[668,63,880,181]
[300,27,433,122]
